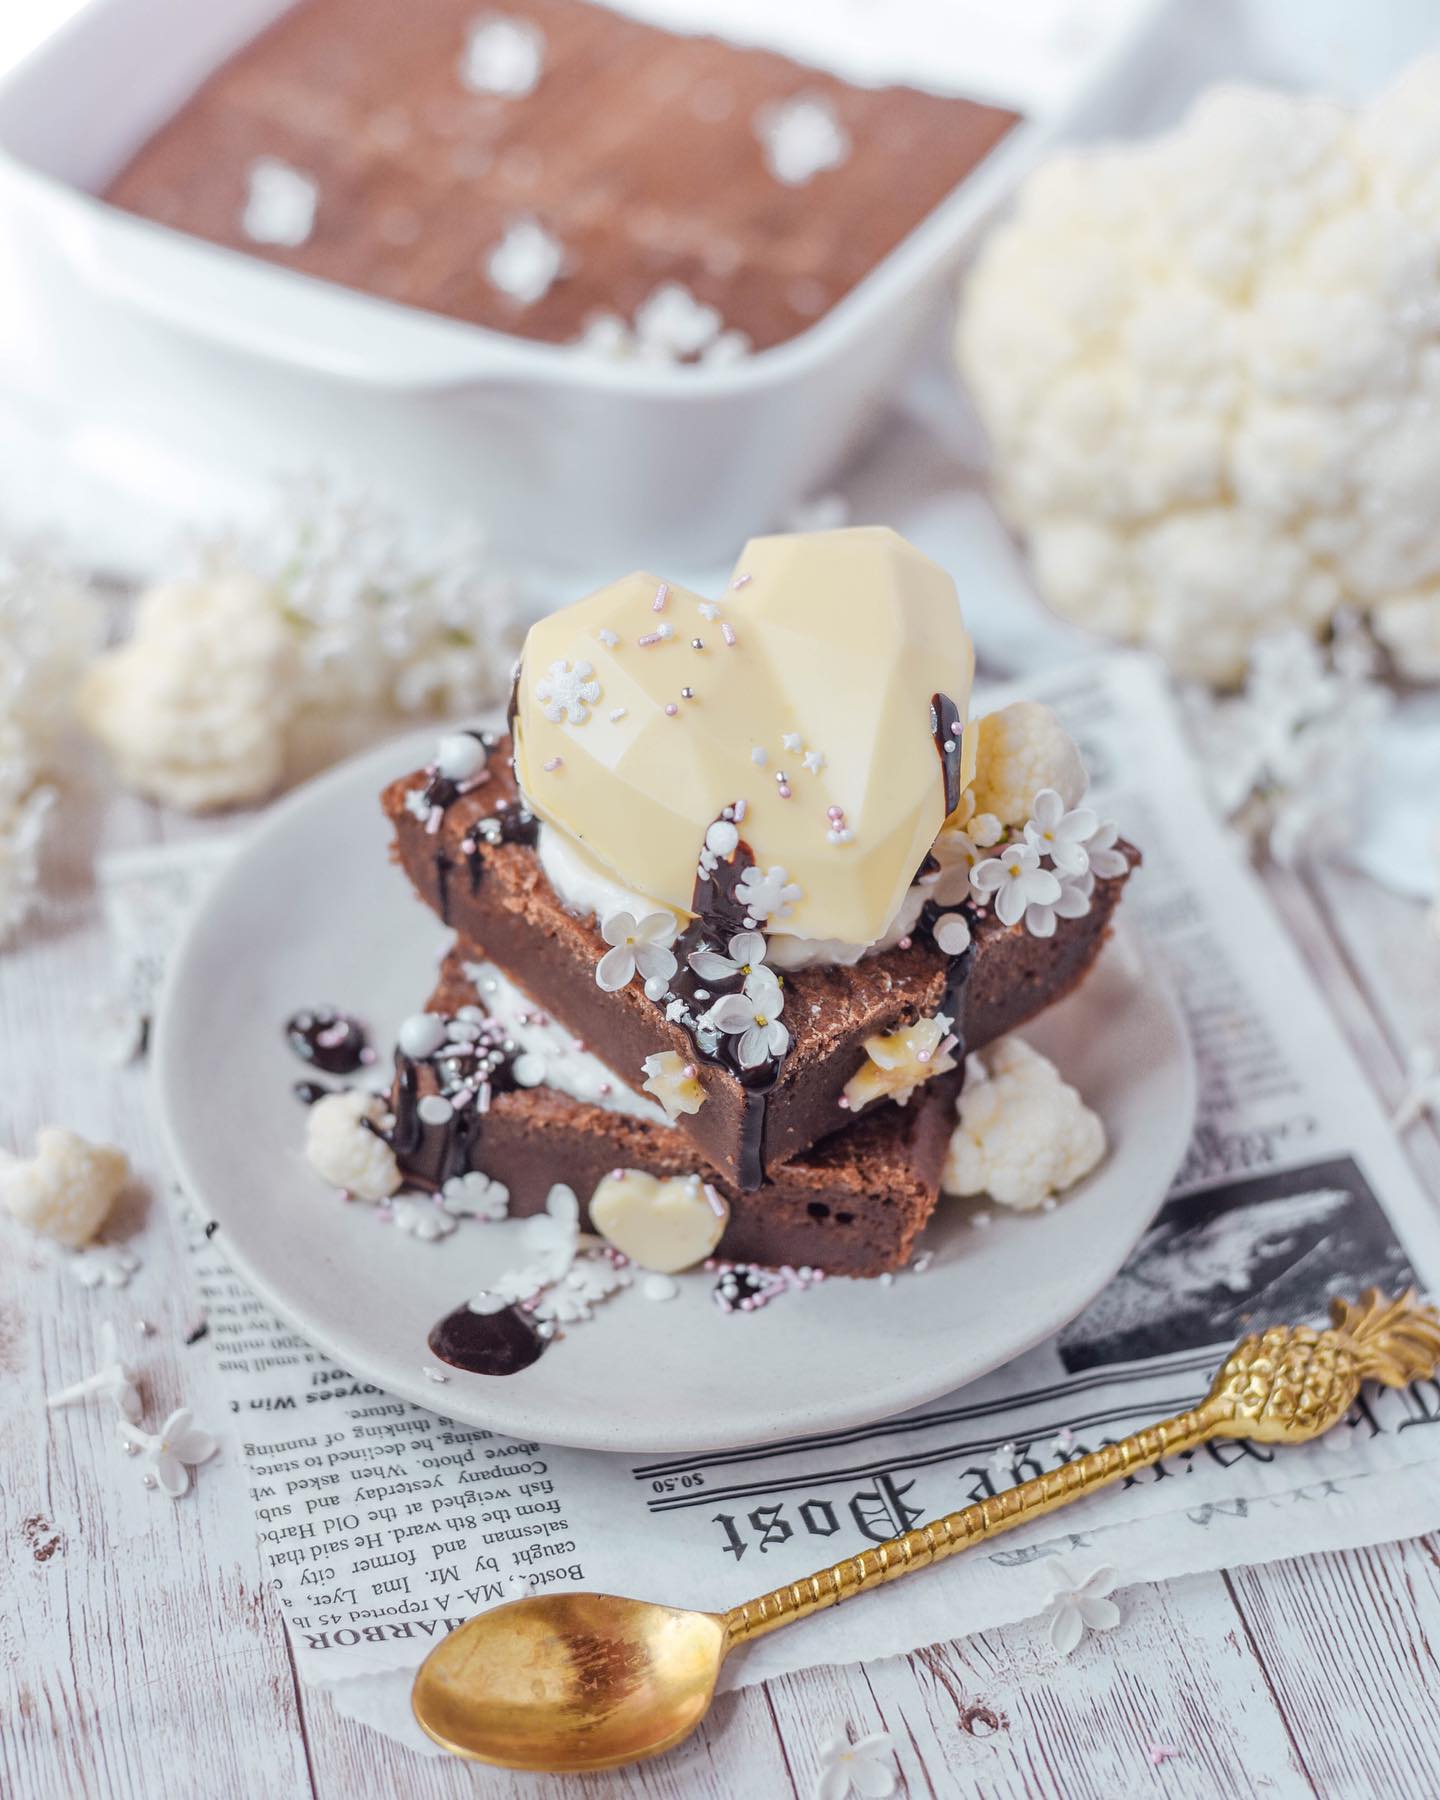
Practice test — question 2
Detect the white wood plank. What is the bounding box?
[1226,1537,1440,1797]
[764,1574,1311,1800]
[1,779,314,1800]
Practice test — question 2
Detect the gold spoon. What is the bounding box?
[413,1289,1440,1772]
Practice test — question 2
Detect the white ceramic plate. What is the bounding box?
[155,727,1195,1454]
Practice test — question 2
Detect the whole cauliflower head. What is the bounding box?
[969,701,1086,825]
[304,1091,401,1201]
[943,1037,1105,1210]
[2,1126,130,1246]
[78,573,295,811]
[958,57,1440,685]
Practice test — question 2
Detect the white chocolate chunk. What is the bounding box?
[590,1170,728,1273]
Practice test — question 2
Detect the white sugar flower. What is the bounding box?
[705,969,789,1069]
[68,1243,142,1290]
[117,1406,219,1499]
[520,1183,580,1277]
[441,1170,511,1220]
[1023,788,1100,876]
[971,842,1061,929]
[533,1251,629,1322]
[687,929,768,985]
[534,657,601,725]
[596,909,679,992]
[1042,1560,1121,1657]
[814,1725,897,1800]
[46,1322,142,1423]
[1024,870,1094,940]
[389,1196,458,1241]
[1085,821,1129,880]
[735,863,802,923]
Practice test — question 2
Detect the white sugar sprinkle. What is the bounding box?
[609,707,627,722]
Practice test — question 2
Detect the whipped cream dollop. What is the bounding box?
[537,824,925,973]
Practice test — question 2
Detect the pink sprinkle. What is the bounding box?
[425,806,444,836]
[637,630,668,648]
[898,935,912,950]
[665,702,679,717]
[732,573,752,589]
[837,1096,850,1110]
[682,1063,697,1079]
[598,1082,612,1096]
[543,756,563,772]
[938,1034,958,1056]
[916,1049,932,1064]
[610,1167,624,1180]
[777,782,792,800]
[1148,1746,1180,1768]
[827,806,844,822]
[460,837,476,854]
[652,581,670,612]
[721,623,737,646]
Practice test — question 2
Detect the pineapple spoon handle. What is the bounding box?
[722,1400,1222,1647]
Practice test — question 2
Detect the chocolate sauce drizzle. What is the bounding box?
[930,692,965,818]
[284,1007,371,1075]
[292,1080,332,1106]
[428,1301,546,1376]
[664,824,782,1195]
[387,1018,524,1189]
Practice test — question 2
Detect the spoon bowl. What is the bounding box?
[412,1592,728,1771]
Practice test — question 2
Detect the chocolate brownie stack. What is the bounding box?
[104,0,1017,355]
[381,528,1133,1277]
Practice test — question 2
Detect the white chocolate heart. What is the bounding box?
[514,527,977,947]
[589,1170,729,1273]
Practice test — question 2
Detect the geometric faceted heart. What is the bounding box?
[513,528,976,946]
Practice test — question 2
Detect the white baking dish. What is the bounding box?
[0,0,1176,575]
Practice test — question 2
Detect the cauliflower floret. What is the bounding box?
[1371,591,1440,681]
[78,574,295,811]
[968,702,1086,826]
[943,1038,1105,1211]
[304,1092,401,1201]
[1,1127,130,1246]
[958,57,1440,684]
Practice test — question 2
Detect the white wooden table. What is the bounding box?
[6,746,1440,1800]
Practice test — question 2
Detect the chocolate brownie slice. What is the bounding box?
[103,0,1016,354]
[382,736,1133,1188]
[395,950,960,1277]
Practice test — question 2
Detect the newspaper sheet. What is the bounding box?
[106,652,1440,1746]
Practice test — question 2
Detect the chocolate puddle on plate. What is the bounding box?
[428,1301,547,1376]
[285,1007,372,1075]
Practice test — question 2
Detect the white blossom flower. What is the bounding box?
[705,969,789,1068]
[928,829,984,907]
[117,1406,219,1499]
[1042,1560,1121,1656]
[389,1196,458,1241]
[46,1322,142,1423]
[813,1725,897,1800]
[441,1170,511,1220]
[1024,870,1095,940]
[1023,788,1100,875]
[687,929,768,985]
[1085,821,1129,880]
[534,657,601,725]
[971,842,1061,928]
[735,863,803,923]
[595,909,679,992]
